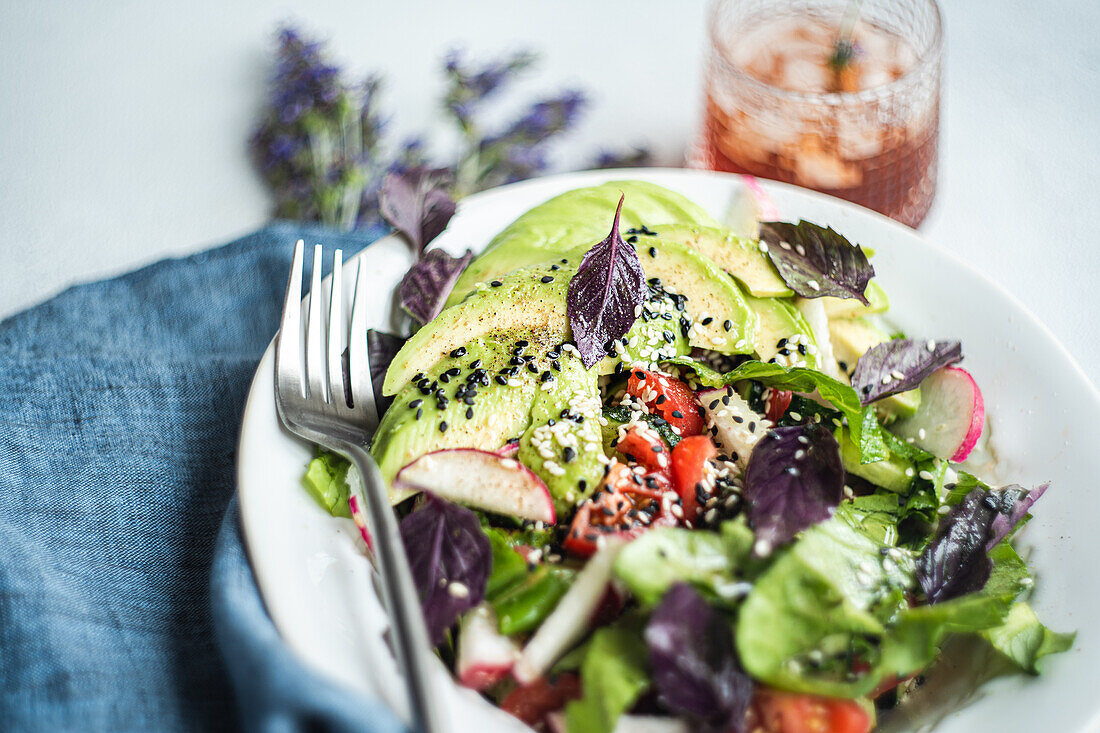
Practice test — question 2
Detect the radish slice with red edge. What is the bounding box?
[892,366,984,462]
[456,604,518,691]
[395,449,555,524]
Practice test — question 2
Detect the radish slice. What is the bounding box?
[892,367,985,462]
[613,717,691,733]
[698,386,772,467]
[725,175,779,239]
[495,440,520,458]
[513,540,624,683]
[456,604,519,691]
[395,449,555,523]
[794,297,843,381]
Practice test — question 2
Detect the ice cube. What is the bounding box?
[794,136,862,189]
[780,57,830,93]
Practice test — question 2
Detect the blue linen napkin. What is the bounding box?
[0,222,405,732]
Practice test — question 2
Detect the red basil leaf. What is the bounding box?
[645,583,751,733]
[759,220,875,303]
[367,329,406,415]
[380,167,457,255]
[917,483,1047,604]
[399,248,474,324]
[743,424,844,552]
[399,493,491,645]
[852,339,963,405]
[567,195,647,368]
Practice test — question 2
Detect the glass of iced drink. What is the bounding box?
[692,0,943,227]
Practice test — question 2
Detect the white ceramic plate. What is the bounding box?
[237,169,1100,732]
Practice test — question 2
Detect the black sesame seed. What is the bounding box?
[709,399,719,409]
[464,396,475,405]
[551,360,561,371]
[563,447,577,462]
[777,338,788,348]
[490,280,502,287]
[439,421,448,433]
[469,359,481,369]
[614,361,625,374]
[661,312,673,321]
[798,344,807,355]
[651,445,663,453]
[722,395,731,406]
[409,399,423,408]
[578,479,587,490]
[732,415,744,424]
[671,410,684,418]
[527,362,539,374]
[779,347,791,356]
[415,408,423,420]
[648,246,657,258]
[701,317,714,325]
[465,407,474,419]
[449,347,467,358]
[748,421,756,433]
[547,419,556,426]
[541,275,554,283]
[445,367,461,377]
[540,371,553,382]
[550,264,560,271]
[723,319,732,332]
[439,373,450,383]
[634,371,646,380]
[495,375,508,385]
[626,235,639,244]
[663,331,674,344]
[561,258,568,264]
[509,356,524,366]
[656,394,667,405]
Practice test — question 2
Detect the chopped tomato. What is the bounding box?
[626,369,706,436]
[753,689,872,733]
[500,673,582,725]
[614,424,671,478]
[669,435,718,522]
[765,388,794,423]
[563,463,676,557]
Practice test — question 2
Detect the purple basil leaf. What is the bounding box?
[743,424,844,551]
[399,248,474,324]
[917,484,1048,603]
[987,483,1047,551]
[852,339,963,405]
[399,493,491,646]
[380,167,457,255]
[759,220,875,303]
[645,583,752,733]
[567,195,647,368]
[367,329,405,416]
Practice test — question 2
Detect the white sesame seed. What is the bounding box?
[926,339,936,351]
[918,470,934,481]
[937,505,951,515]
[447,582,470,599]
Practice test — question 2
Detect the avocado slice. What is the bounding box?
[646,224,793,298]
[384,263,569,396]
[632,238,757,356]
[372,335,606,509]
[518,354,606,514]
[745,294,819,369]
[836,427,914,493]
[447,180,718,306]
[829,317,920,420]
[822,280,889,319]
[372,337,541,501]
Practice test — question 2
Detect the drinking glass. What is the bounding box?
[692,0,943,227]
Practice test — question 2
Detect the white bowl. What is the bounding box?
[236,168,1100,732]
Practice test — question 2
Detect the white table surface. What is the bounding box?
[2,0,1097,383]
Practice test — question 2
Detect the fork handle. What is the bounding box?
[341,442,446,733]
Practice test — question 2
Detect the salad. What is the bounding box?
[303,177,1072,733]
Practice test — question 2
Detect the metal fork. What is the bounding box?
[274,240,444,733]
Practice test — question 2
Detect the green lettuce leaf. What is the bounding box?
[302,450,352,518]
[666,357,888,463]
[613,523,755,608]
[564,617,651,733]
[982,602,1075,674]
[736,516,915,697]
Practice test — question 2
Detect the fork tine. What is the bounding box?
[347,255,378,425]
[327,249,346,408]
[306,244,327,402]
[275,239,305,400]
